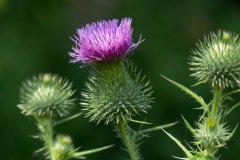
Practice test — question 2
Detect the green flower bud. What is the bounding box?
[18,74,75,117]
[194,119,232,148]
[52,134,75,159]
[81,59,153,124]
[190,30,240,88]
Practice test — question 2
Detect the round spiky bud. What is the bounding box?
[81,60,153,124]
[18,74,75,117]
[52,134,76,160]
[194,119,234,149]
[190,30,240,88]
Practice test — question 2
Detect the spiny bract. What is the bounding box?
[190,30,240,88]
[18,74,75,117]
[81,60,153,124]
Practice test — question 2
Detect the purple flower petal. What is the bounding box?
[69,18,143,64]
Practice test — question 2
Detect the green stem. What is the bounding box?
[34,115,56,160]
[205,146,212,157]
[203,86,223,156]
[206,85,222,128]
[44,119,56,160]
[210,85,222,117]
[117,119,139,160]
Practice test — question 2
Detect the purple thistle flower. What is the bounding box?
[69,18,143,64]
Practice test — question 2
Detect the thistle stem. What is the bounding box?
[210,85,222,117]
[207,85,222,128]
[205,146,212,156]
[117,119,139,160]
[44,120,56,160]
[34,116,56,160]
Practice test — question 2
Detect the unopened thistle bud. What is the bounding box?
[190,30,240,88]
[52,135,76,159]
[18,74,75,117]
[194,120,233,149]
[69,18,152,124]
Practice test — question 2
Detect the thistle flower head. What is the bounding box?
[190,30,240,88]
[69,18,142,64]
[18,74,75,117]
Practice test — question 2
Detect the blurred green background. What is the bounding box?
[1,0,240,159]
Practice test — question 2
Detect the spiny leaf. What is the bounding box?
[182,115,196,135]
[226,124,238,140]
[161,128,193,158]
[221,102,240,120]
[128,118,152,124]
[222,88,240,99]
[72,145,114,158]
[53,113,82,126]
[161,75,208,112]
[139,121,178,135]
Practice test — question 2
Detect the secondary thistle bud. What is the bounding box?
[52,134,75,159]
[190,30,240,88]
[194,120,234,149]
[18,74,75,117]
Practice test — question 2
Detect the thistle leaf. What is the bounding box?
[181,115,196,135]
[226,124,238,140]
[128,118,152,124]
[72,145,114,158]
[222,88,240,99]
[53,113,82,126]
[139,121,178,135]
[221,102,240,120]
[161,128,193,158]
[161,75,208,111]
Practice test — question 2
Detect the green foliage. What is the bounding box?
[161,30,240,159]
[81,59,153,124]
[162,75,239,159]
[18,74,76,117]
[34,116,112,160]
[161,75,208,111]
[18,73,113,160]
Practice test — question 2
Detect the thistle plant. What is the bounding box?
[69,18,176,160]
[18,73,112,160]
[162,30,240,159]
